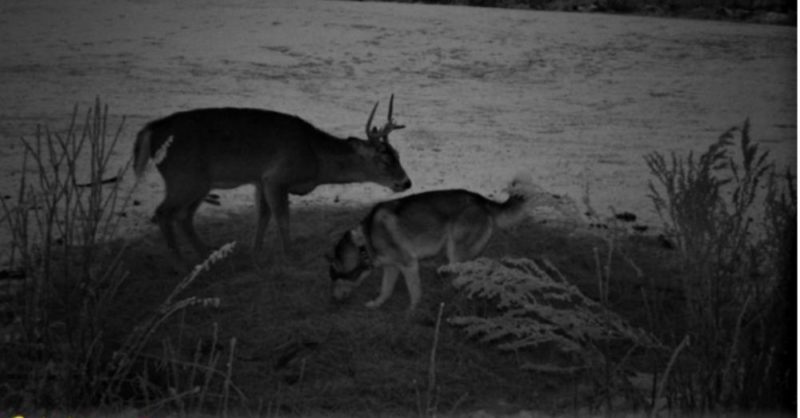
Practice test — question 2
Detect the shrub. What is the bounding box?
[644,120,794,411]
[0,99,132,409]
[0,101,240,414]
[440,257,659,373]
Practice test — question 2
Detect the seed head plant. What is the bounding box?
[644,120,794,411]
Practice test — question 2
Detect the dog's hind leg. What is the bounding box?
[447,219,494,263]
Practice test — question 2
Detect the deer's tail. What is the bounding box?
[133,128,152,178]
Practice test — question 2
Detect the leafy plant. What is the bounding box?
[440,257,659,374]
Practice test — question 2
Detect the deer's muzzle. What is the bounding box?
[393,178,412,192]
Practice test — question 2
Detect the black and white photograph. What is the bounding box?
[0,0,795,416]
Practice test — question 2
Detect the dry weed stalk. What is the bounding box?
[422,302,446,418]
[104,242,235,406]
[0,101,243,415]
[441,257,659,373]
[0,99,131,409]
[443,256,664,414]
[644,120,793,411]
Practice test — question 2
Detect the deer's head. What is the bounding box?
[351,95,412,192]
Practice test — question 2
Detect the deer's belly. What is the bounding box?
[209,180,249,190]
[207,178,318,195]
[207,161,262,187]
[288,181,317,195]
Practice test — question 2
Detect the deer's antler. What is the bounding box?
[366,94,405,142]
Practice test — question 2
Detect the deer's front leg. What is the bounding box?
[262,183,290,259]
[253,184,273,253]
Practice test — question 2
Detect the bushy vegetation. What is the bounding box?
[0,101,240,415]
[0,104,793,417]
[360,0,796,24]
[0,100,133,409]
[644,120,795,411]
[435,121,795,415]
[441,257,659,374]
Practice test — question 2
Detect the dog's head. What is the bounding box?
[327,227,373,302]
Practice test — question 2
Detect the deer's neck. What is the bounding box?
[313,137,371,185]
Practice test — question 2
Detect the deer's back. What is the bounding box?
[142,108,325,185]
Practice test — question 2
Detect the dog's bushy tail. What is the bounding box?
[488,172,540,229]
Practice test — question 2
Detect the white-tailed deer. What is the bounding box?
[133,96,411,259]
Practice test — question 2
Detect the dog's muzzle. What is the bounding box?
[331,279,357,301]
[330,266,372,302]
[329,263,370,283]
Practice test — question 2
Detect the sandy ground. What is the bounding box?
[0,0,796,251]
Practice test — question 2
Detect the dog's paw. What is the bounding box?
[365,299,382,309]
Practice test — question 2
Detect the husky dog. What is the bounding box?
[327,176,535,310]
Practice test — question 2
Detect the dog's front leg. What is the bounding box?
[400,263,422,311]
[365,266,399,309]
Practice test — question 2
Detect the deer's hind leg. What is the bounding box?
[177,197,212,256]
[155,173,211,259]
[261,182,290,257]
[154,203,181,258]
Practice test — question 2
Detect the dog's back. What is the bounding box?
[364,189,526,266]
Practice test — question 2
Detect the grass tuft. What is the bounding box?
[644,120,794,412]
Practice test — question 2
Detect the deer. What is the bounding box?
[132,95,411,261]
